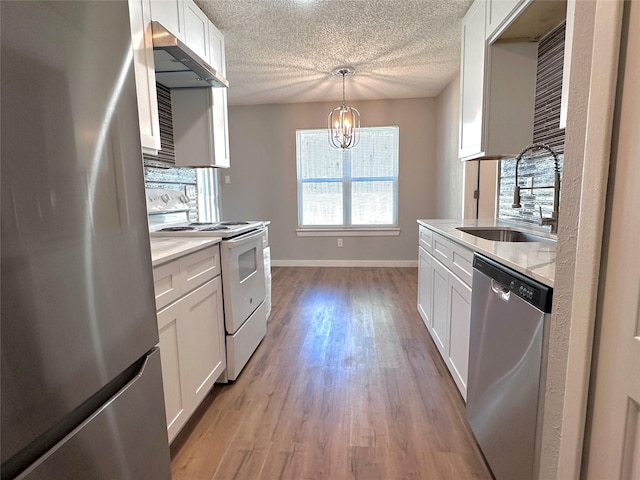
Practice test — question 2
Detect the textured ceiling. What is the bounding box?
[195,0,473,106]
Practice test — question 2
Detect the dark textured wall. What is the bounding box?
[498,22,566,224]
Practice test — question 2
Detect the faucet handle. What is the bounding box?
[538,206,547,222]
[538,206,554,225]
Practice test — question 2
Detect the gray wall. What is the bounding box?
[220,98,438,264]
[435,73,463,219]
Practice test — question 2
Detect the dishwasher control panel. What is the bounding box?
[473,254,553,312]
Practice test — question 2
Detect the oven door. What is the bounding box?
[220,229,267,334]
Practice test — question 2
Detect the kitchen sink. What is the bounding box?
[456,227,555,243]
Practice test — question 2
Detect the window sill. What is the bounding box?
[296,227,401,237]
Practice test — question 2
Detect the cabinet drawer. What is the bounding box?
[153,260,182,311]
[450,242,474,286]
[432,233,450,266]
[180,245,220,294]
[419,226,433,253]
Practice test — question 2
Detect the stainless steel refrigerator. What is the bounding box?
[1,2,171,478]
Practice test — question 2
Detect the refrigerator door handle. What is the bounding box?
[14,349,170,480]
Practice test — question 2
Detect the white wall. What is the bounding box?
[220,98,439,265]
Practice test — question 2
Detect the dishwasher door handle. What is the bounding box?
[491,279,511,302]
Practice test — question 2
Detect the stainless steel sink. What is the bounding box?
[456,227,555,243]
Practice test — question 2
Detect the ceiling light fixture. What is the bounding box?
[328,67,360,149]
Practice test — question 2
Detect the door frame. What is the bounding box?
[550,1,626,478]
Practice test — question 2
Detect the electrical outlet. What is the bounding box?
[337,238,343,247]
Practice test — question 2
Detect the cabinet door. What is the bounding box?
[171,88,214,167]
[447,272,472,400]
[211,88,230,168]
[431,258,450,359]
[149,0,185,41]
[128,0,161,154]
[183,0,210,64]
[486,0,522,39]
[459,0,486,159]
[209,21,226,74]
[418,246,434,332]
[178,277,225,411]
[172,88,230,167]
[157,301,187,442]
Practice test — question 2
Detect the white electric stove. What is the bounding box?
[147,189,268,381]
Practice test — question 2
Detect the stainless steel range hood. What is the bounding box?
[151,21,228,89]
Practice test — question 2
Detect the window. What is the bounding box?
[296,126,399,232]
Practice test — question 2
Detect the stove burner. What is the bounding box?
[189,222,216,226]
[199,226,229,231]
[159,226,196,232]
[219,221,250,226]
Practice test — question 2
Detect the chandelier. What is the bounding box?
[328,67,360,149]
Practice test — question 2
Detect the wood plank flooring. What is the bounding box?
[170,267,491,479]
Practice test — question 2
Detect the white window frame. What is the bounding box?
[295,126,400,236]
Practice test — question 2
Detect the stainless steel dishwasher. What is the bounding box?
[466,253,553,480]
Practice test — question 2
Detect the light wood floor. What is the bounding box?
[170,267,491,479]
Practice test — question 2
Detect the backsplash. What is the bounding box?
[498,22,565,225]
[143,162,199,222]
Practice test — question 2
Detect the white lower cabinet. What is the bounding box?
[417,246,433,331]
[447,271,471,399]
[153,246,225,442]
[431,256,450,360]
[157,304,184,441]
[417,226,474,400]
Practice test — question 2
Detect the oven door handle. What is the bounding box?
[223,228,265,247]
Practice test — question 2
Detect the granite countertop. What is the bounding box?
[149,237,221,267]
[417,219,556,287]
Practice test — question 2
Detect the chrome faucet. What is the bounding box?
[512,143,561,234]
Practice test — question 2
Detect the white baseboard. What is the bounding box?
[270,259,418,267]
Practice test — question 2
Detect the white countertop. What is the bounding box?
[149,237,221,267]
[417,219,556,287]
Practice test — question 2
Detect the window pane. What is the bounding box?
[351,181,394,225]
[301,182,343,225]
[351,127,398,178]
[299,131,343,179]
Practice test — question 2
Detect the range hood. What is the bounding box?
[151,21,228,89]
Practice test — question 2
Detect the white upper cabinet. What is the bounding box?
[183,0,211,64]
[128,0,161,154]
[458,0,537,161]
[149,0,185,41]
[135,0,230,167]
[459,1,487,160]
[170,8,230,168]
[172,88,230,168]
[209,22,226,74]
[208,22,230,167]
